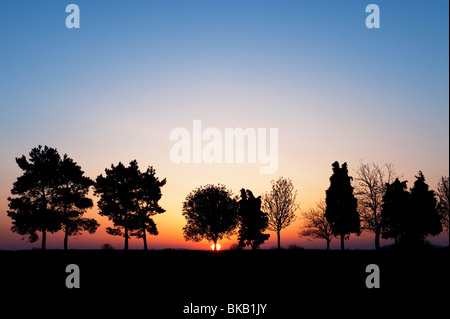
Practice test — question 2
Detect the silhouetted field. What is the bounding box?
[1,249,448,318]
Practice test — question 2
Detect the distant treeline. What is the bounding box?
[5,145,450,250]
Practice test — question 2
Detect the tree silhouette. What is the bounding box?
[298,200,333,250]
[129,166,166,250]
[182,184,238,251]
[325,161,360,250]
[95,160,165,250]
[380,178,409,246]
[7,146,61,250]
[354,162,398,250]
[237,189,270,250]
[262,177,298,249]
[95,161,137,250]
[54,155,98,250]
[436,176,449,245]
[408,171,441,247]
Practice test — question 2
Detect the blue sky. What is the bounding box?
[0,1,448,249]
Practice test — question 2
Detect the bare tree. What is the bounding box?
[298,200,333,250]
[354,162,398,250]
[262,177,299,249]
[436,176,449,245]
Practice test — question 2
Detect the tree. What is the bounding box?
[436,176,449,245]
[95,160,166,250]
[325,161,360,250]
[298,200,333,250]
[408,171,441,246]
[354,162,398,250]
[95,161,136,250]
[381,173,441,248]
[237,189,270,250]
[7,146,62,250]
[129,166,166,250]
[262,177,299,249]
[380,178,409,245]
[54,155,98,250]
[182,184,238,251]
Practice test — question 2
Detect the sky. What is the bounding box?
[0,0,448,250]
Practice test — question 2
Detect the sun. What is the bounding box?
[211,243,221,251]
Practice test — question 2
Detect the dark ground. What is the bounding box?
[1,248,448,318]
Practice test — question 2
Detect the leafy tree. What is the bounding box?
[382,173,442,248]
[95,161,136,250]
[237,189,270,250]
[408,171,441,246]
[380,178,410,245]
[129,166,166,250]
[262,177,299,249]
[182,184,238,251]
[96,160,165,250]
[298,200,333,250]
[54,155,98,250]
[436,176,449,245]
[325,161,360,250]
[7,146,62,250]
[354,162,398,250]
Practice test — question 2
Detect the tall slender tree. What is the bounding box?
[325,161,360,250]
[436,176,449,245]
[7,146,61,250]
[262,177,299,249]
[408,171,441,246]
[354,162,398,250]
[380,178,409,246]
[237,189,270,250]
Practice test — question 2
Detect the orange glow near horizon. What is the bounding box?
[211,243,221,251]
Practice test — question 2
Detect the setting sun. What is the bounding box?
[211,243,221,251]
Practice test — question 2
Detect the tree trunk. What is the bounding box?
[277,231,281,249]
[143,229,147,251]
[340,234,345,250]
[124,225,129,250]
[374,230,380,251]
[41,230,46,250]
[64,229,69,251]
[213,239,217,251]
[326,239,330,250]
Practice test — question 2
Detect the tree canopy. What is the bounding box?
[55,154,98,250]
[7,146,99,250]
[182,184,238,250]
[381,172,442,248]
[8,146,62,249]
[262,177,298,249]
[325,161,360,250]
[95,160,166,250]
[299,200,333,250]
[237,189,270,250]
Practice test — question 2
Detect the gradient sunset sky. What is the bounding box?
[0,0,448,250]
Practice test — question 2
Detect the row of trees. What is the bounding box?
[7,146,166,250]
[5,146,449,250]
[181,178,298,251]
[299,162,449,250]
